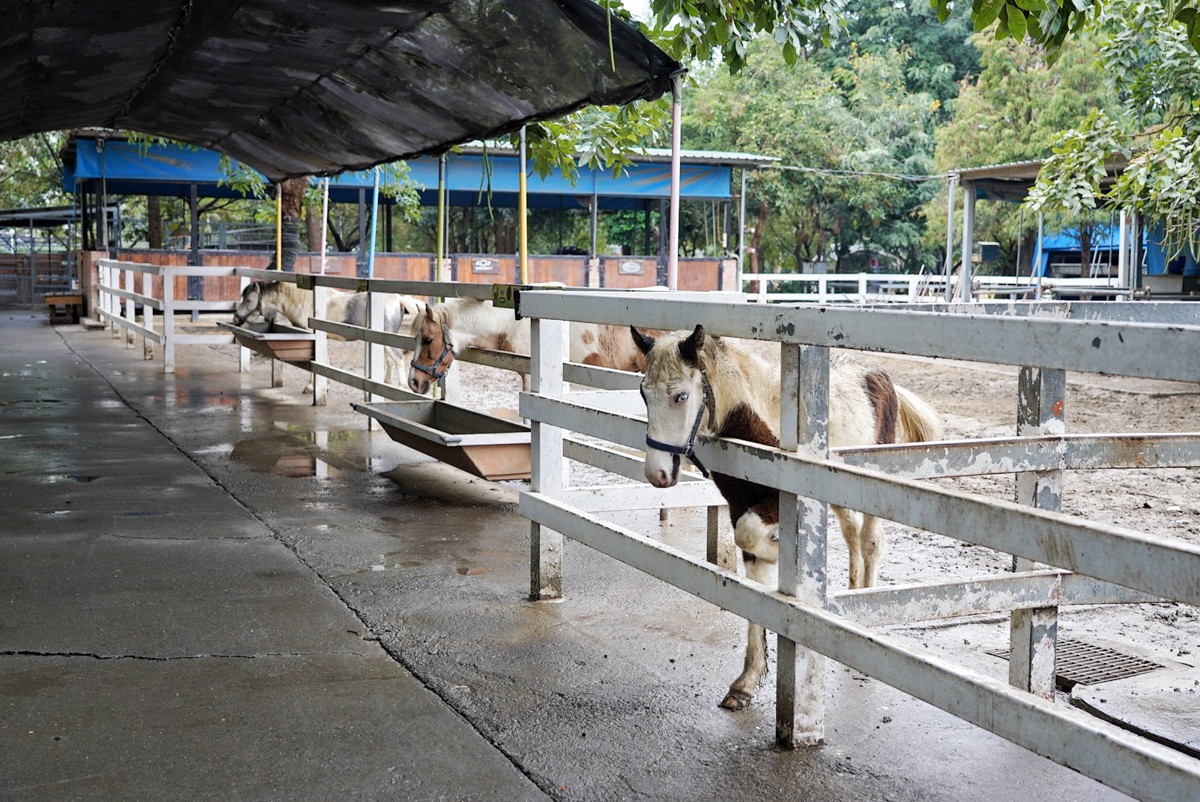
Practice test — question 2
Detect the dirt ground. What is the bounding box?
[237,331,1200,683]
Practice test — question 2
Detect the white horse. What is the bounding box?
[233,280,421,385]
[406,298,648,394]
[633,325,942,710]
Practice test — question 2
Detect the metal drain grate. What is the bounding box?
[988,638,1164,689]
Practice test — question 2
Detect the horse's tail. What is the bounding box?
[895,386,942,444]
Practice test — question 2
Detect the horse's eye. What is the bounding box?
[422,337,433,346]
[672,392,689,405]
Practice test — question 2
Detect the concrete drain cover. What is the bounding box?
[988,638,1164,689]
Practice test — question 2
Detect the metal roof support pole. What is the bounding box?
[273,187,282,270]
[590,188,599,257]
[319,179,329,276]
[367,167,380,278]
[1117,210,1128,295]
[943,174,957,301]
[959,181,976,302]
[668,74,682,290]
[739,168,747,291]
[437,155,447,282]
[519,127,529,284]
[1034,212,1045,298]
[190,183,201,321]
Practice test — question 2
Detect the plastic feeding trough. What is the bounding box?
[218,321,316,364]
[353,401,531,481]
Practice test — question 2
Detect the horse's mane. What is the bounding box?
[648,331,781,436]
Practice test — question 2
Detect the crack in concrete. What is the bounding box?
[2,649,367,661]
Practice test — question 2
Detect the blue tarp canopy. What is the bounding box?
[65,138,745,211]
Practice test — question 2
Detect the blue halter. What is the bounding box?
[644,372,716,479]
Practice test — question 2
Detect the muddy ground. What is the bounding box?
[295,334,1200,677]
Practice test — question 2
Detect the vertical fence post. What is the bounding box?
[124,265,136,347]
[530,315,566,600]
[238,275,251,373]
[366,285,384,429]
[312,281,328,405]
[1010,365,1065,698]
[162,265,175,374]
[776,343,829,747]
[142,269,154,360]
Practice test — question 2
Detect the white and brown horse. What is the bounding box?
[406,297,648,394]
[233,280,421,385]
[633,325,942,710]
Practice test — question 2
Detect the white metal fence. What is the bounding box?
[96,257,1200,798]
[516,289,1200,802]
[742,271,1129,303]
[97,259,243,370]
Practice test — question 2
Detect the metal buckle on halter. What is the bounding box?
[412,319,453,381]
[643,373,717,479]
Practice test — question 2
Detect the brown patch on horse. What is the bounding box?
[581,330,595,345]
[495,333,512,353]
[863,371,898,445]
[711,403,781,528]
[582,353,606,367]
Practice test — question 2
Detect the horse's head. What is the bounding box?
[233,281,267,326]
[634,324,713,487]
[408,302,455,394]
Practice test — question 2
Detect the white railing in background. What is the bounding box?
[96,259,242,373]
[517,289,1200,802]
[742,271,1129,303]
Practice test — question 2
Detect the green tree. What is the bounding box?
[0,133,68,209]
[817,0,979,117]
[925,31,1121,274]
[1027,0,1200,257]
[686,38,940,272]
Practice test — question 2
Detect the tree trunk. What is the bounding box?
[147,196,162,249]
[276,177,306,271]
[304,205,322,252]
[750,200,768,274]
[1079,224,1093,278]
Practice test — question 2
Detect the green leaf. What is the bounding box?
[1007,4,1028,39]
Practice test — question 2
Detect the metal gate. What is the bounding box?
[517,290,1200,802]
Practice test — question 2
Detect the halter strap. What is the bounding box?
[645,371,717,479]
[233,281,265,326]
[411,318,454,381]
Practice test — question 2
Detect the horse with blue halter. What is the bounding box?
[633,324,943,710]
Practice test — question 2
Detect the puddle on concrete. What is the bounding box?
[35,510,73,516]
[227,430,366,479]
[43,474,100,484]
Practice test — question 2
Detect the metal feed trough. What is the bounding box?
[354,401,531,481]
[218,320,316,364]
[516,290,1200,802]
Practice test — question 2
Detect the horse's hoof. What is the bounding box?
[719,690,752,710]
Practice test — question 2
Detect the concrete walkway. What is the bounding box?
[1,312,1147,801]
[0,313,545,801]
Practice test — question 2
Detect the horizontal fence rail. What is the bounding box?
[517,288,1200,801]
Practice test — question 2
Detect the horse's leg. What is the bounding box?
[722,512,778,710]
[858,513,885,588]
[832,505,865,589]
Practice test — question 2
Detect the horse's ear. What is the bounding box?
[630,326,655,356]
[424,302,435,321]
[679,324,705,367]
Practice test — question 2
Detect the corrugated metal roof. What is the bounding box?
[1,0,680,182]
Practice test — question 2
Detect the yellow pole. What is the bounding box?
[274,186,282,270]
[519,127,528,283]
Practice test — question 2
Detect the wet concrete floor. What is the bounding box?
[1,313,1141,801]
